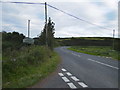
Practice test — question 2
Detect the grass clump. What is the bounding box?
[2,45,60,88]
[68,46,120,60]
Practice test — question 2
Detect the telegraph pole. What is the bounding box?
[28,20,30,38]
[113,29,115,50]
[45,2,48,46]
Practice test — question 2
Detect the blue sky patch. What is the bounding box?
[105,11,116,20]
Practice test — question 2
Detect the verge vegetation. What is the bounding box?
[3,45,60,88]
[68,46,120,60]
[2,17,60,88]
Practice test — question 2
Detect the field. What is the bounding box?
[68,46,120,60]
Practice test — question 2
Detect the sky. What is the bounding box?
[1,0,119,38]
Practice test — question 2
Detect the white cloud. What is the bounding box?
[2,0,118,38]
[48,1,118,37]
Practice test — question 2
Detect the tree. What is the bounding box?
[39,17,55,50]
[2,31,25,51]
[114,38,120,51]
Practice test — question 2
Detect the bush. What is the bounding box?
[2,45,52,83]
[114,39,120,51]
[2,31,25,52]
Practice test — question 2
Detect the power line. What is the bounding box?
[1,1,111,30]
[0,1,45,5]
[47,4,110,30]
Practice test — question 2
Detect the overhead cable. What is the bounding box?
[1,1,111,30]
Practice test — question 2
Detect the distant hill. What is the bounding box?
[55,37,120,51]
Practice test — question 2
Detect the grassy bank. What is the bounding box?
[68,46,120,60]
[3,46,60,88]
[0,54,1,89]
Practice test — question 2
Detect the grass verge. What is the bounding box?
[68,46,120,60]
[3,46,60,88]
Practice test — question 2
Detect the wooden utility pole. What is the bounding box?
[28,20,30,38]
[45,2,48,46]
[113,29,115,50]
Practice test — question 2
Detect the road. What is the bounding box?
[31,46,119,89]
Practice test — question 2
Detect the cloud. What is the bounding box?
[2,2,45,37]
[2,0,118,38]
[48,1,118,37]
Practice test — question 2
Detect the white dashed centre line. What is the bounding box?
[58,73,64,76]
[71,53,81,58]
[62,68,67,71]
[62,77,70,82]
[66,72,72,76]
[67,83,77,89]
[71,76,79,81]
[77,55,81,57]
[78,82,88,88]
[88,58,119,70]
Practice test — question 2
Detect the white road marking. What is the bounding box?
[71,53,81,57]
[62,68,67,71]
[66,72,72,76]
[72,53,76,56]
[77,55,81,57]
[62,77,70,82]
[67,83,77,89]
[72,53,75,55]
[58,73,64,76]
[71,76,79,81]
[88,58,119,70]
[59,68,89,88]
[78,82,88,88]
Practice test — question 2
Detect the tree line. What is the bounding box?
[2,31,25,51]
[2,17,55,51]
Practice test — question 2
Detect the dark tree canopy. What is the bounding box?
[2,31,25,51]
[39,17,55,50]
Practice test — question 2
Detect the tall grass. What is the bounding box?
[2,45,60,88]
[68,46,120,60]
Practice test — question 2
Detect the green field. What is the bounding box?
[68,46,120,60]
[3,46,60,88]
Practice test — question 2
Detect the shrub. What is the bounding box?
[2,45,52,83]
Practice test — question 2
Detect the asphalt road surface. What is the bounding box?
[31,46,119,89]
